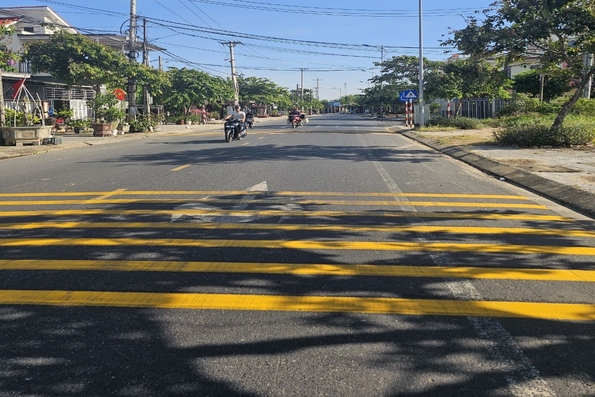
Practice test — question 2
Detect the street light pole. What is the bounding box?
[418,0,425,127]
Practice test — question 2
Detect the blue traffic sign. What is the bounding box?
[399,89,418,102]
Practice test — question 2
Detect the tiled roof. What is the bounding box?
[0,17,19,25]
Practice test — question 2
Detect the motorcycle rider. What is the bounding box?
[225,105,246,138]
[288,107,301,124]
[245,108,254,128]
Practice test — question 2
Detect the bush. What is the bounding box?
[497,94,559,117]
[494,121,595,147]
[570,98,595,116]
[426,116,482,130]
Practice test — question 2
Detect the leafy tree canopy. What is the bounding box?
[0,25,21,71]
[24,31,129,91]
[160,67,233,115]
[238,76,290,107]
[513,67,574,101]
[425,59,513,101]
[443,0,595,131]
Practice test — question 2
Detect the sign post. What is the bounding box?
[400,90,418,128]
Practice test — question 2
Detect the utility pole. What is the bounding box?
[300,68,305,100]
[142,18,150,118]
[127,0,137,120]
[316,79,321,100]
[158,56,163,72]
[418,0,425,127]
[222,41,241,106]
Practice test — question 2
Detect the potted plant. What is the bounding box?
[54,109,73,132]
[128,114,156,133]
[68,118,91,134]
[87,93,125,136]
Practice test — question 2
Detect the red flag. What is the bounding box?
[112,88,126,101]
[11,78,25,99]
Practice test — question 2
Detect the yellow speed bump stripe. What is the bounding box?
[0,191,531,200]
[2,259,595,282]
[0,290,593,321]
[0,199,547,209]
[0,209,572,222]
[1,222,593,238]
[1,238,594,256]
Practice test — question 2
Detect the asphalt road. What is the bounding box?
[0,114,594,396]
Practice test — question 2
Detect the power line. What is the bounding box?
[187,0,489,18]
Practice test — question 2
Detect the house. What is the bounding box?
[0,6,164,121]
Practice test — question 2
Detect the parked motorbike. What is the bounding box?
[245,111,254,129]
[224,118,247,142]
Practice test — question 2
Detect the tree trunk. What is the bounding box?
[551,68,595,132]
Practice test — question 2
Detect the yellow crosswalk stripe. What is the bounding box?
[0,190,531,200]
[0,199,548,209]
[1,259,594,282]
[0,290,593,321]
[0,237,594,255]
[1,221,593,238]
[1,189,592,322]
[0,209,572,221]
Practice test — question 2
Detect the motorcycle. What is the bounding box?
[224,118,247,142]
[288,113,303,128]
[245,111,254,129]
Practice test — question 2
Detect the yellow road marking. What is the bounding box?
[0,199,547,209]
[1,221,593,238]
[0,190,530,200]
[0,290,593,321]
[2,259,594,282]
[0,238,594,255]
[83,189,128,204]
[171,164,191,172]
[0,209,572,222]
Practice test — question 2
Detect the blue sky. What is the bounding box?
[5,0,495,100]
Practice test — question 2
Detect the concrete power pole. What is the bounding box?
[127,0,137,120]
[222,41,241,106]
[142,18,150,118]
[300,68,305,100]
[316,79,321,101]
[418,0,425,127]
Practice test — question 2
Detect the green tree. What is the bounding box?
[443,0,595,132]
[238,76,290,107]
[512,67,574,102]
[129,62,170,103]
[0,24,22,126]
[425,59,513,115]
[160,68,233,116]
[366,55,443,113]
[24,31,129,93]
[24,31,169,123]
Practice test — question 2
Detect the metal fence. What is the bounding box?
[436,98,509,119]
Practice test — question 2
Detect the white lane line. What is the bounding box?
[357,134,555,397]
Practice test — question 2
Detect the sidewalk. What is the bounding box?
[2,118,594,219]
[0,120,227,160]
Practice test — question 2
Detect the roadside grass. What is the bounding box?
[418,112,595,148]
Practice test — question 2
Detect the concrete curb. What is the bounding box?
[400,129,595,219]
